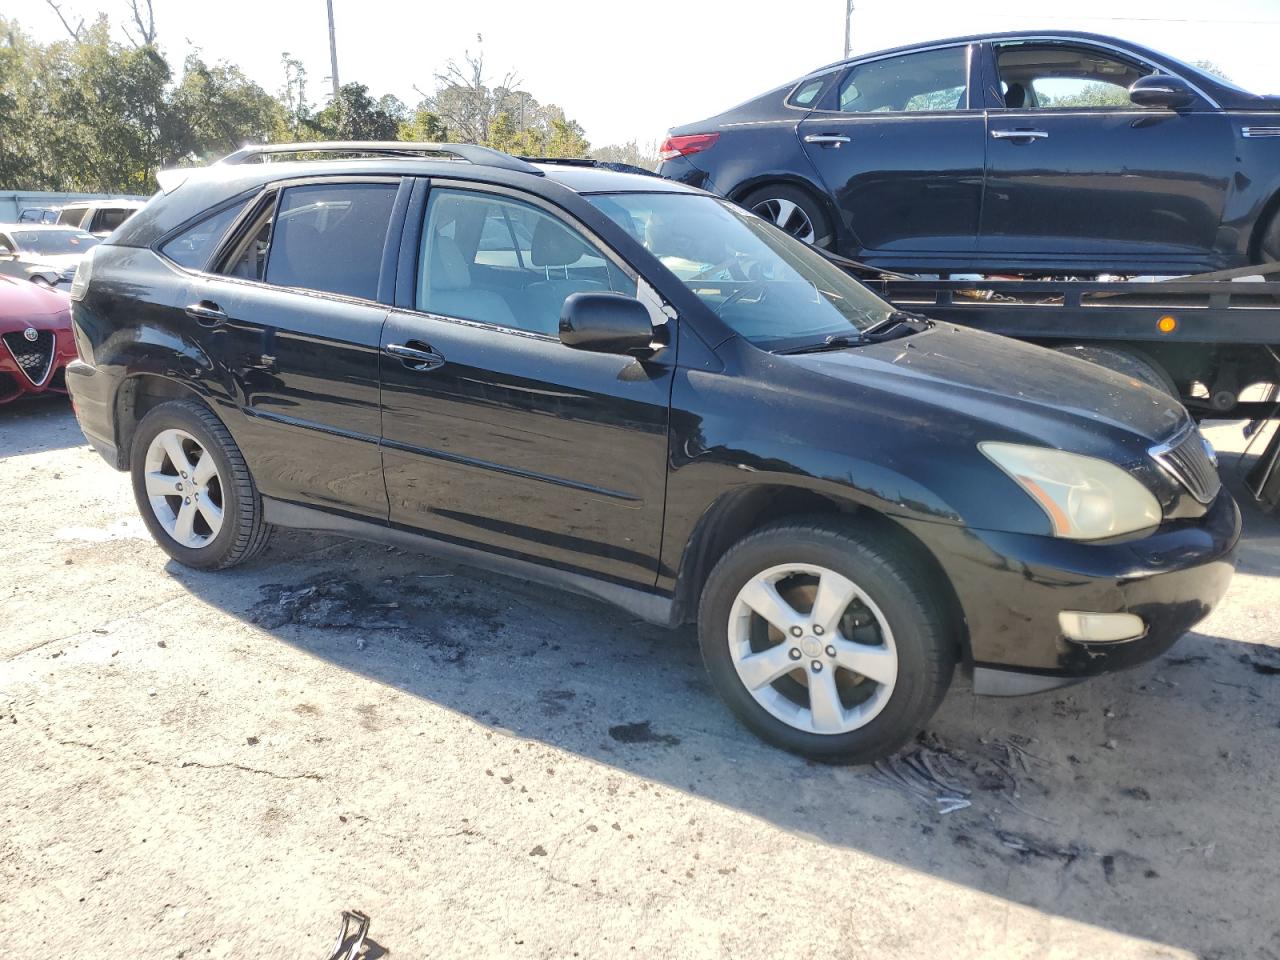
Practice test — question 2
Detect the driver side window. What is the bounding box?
[995,44,1152,110]
[416,189,635,336]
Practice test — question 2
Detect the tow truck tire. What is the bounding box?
[1053,344,1178,398]
[1261,210,1280,263]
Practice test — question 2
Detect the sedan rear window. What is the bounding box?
[588,193,895,351]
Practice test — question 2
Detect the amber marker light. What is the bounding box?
[1157,315,1177,333]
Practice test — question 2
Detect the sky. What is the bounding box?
[14,0,1280,148]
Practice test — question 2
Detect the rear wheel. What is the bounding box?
[697,517,956,763]
[1053,344,1178,397]
[740,184,833,249]
[130,399,272,570]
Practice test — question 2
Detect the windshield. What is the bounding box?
[587,193,895,350]
[8,230,100,255]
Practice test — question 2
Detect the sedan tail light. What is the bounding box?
[658,133,720,162]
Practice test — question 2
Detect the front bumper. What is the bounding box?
[898,490,1241,693]
[0,327,76,403]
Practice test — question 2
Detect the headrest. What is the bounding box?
[428,235,471,291]
[530,217,587,267]
[1004,83,1026,109]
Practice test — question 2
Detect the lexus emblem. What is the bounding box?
[22,327,37,342]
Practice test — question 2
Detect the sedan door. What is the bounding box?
[379,181,673,587]
[187,178,407,519]
[977,40,1234,271]
[796,43,986,269]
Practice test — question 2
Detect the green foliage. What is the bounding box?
[0,17,595,191]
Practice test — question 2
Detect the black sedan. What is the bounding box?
[658,30,1280,276]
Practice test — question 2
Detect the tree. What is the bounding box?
[1192,59,1232,83]
[410,38,591,157]
[171,56,284,159]
[399,105,448,143]
[590,140,661,171]
[308,82,403,141]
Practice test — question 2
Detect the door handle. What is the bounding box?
[803,134,852,146]
[386,342,444,371]
[185,300,228,326]
[991,129,1049,140]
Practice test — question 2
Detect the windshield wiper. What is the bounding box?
[776,333,866,355]
[860,310,933,341]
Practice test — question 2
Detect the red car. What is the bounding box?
[0,275,76,402]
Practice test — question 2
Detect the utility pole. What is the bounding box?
[843,0,854,59]
[326,0,340,100]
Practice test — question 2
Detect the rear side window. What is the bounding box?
[92,207,133,234]
[263,182,398,301]
[838,46,968,113]
[57,207,84,227]
[161,201,248,270]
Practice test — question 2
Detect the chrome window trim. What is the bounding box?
[988,36,1221,110]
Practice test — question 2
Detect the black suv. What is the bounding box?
[66,142,1240,762]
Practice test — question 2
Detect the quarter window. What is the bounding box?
[161,201,249,270]
[416,189,634,336]
[789,76,828,107]
[837,47,968,113]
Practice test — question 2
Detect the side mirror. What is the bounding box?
[559,292,656,356]
[1129,75,1194,110]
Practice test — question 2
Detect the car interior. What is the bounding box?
[994,45,1150,109]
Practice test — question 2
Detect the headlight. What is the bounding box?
[980,442,1162,540]
[68,246,96,301]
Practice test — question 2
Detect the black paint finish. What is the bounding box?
[69,153,1239,688]
[659,30,1280,275]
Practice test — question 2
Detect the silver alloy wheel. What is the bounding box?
[750,198,816,244]
[143,428,224,549]
[728,562,898,735]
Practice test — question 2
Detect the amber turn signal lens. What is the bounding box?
[1157,315,1177,333]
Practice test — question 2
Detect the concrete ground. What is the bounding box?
[1,397,1278,960]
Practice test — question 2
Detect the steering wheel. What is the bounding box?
[688,255,749,282]
[713,278,769,316]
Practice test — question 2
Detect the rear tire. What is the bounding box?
[697,516,957,764]
[129,399,272,570]
[1053,344,1178,397]
[740,184,833,249]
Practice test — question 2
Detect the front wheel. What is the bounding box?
[129,399,272,570]
[697,517,957,763]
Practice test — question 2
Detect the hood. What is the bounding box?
[0,275,72,320]
[797,325,1188,453]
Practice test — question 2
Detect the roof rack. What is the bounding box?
[216,141,544,176]
[518,157,662,178]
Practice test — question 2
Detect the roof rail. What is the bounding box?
[216,141,544,176]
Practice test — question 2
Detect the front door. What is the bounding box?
[796,43,986,268]
[977,40,1234,271]
[379,182,673,587]
[193,178,406,518]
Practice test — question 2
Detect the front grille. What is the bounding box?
[2,330,55,386]
[1151,426,1221,505]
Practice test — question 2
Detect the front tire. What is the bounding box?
[697,517,956,763]
[129,399,272,570]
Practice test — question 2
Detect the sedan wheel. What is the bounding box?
[143,428,224,549]
[750,197,816,244]
[729,562,898,734]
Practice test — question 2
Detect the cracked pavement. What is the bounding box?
[2,397,1279,958]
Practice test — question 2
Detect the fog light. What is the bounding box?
[1058,611,1146,643]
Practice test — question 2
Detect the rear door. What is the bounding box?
[190,177,407,519]
[796,43,985,268]
[379,180,674,587]
[977,40,1234,270]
